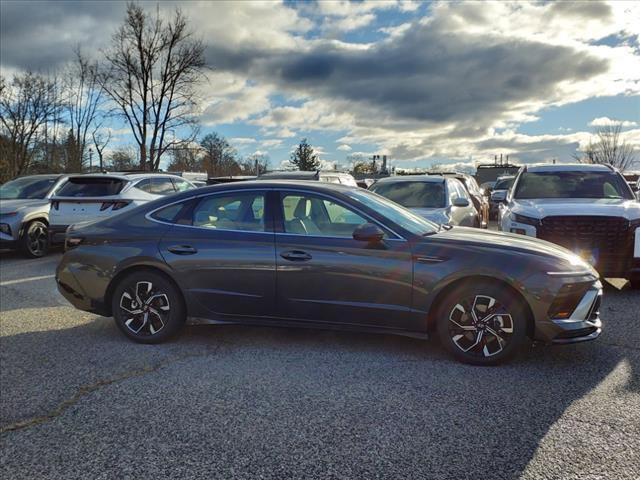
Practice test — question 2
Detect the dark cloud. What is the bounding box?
[255,25,609,130]
[0,1,125,71]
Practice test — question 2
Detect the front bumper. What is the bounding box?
[535,283,603,344]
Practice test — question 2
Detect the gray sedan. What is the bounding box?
[0,174,68,257]
[56,180,602,365]
[369,176,480,227]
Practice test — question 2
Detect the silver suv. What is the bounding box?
[0,174,68,257]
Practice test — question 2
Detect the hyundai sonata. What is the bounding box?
[56,181,602,365]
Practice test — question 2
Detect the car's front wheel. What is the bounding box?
[20,220,49,258]
[435,282,528,365]
[111,271,186,343]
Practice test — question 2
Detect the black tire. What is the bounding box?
[435,282,528,365]
[111,270,186,344]
[19,220,49,258]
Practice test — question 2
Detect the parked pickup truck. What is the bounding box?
[496,164,640,288]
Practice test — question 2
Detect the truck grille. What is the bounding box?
[537,216,633,276]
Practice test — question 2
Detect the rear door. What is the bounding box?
[273,189,416,330]
[158,188,276,319]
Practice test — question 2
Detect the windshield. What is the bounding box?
[514,171,634,200]
[494,177,514,191]
[370,181,446,208]
[344,188,439,236]
[0,177,57,199]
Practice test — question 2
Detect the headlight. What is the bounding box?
[510,213,540,226]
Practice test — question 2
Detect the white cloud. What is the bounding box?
[337,144,352,151]
[230,137,257,145]
[589,116,638,127]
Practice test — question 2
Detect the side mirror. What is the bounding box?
[453,197,469,207]
[491,190,507,203]
[353,223,385,242]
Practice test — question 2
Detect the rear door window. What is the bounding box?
[191,192,265,232]
[150,178,177,195]
[57,177,127,197]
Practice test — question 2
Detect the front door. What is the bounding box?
[159,189,276,319]
[274,190,416,330]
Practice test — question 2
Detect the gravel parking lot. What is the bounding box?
[1,250,639,479]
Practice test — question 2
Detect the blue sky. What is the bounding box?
[1,0,639,171]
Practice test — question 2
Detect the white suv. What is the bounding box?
[497,164,640,287]
[49,173,195,243]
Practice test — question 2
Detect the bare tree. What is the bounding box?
[574,122,637,171]
[107,147,138,171]
[64,48,104,172]
[167,142,203,172]
[101,3,206,171]
[92,127,112,171]
[0,72,62,178]
[244,153,269,175]
[290,138,320,171]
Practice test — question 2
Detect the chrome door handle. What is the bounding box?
[280,250,312,261]
[167,245,198,255]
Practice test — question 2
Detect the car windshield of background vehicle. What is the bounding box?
[514,171,634,200]
[0,177,57,199]
[344,188,440,236]
[370,181,446,209]
[57,177,127,197]
[494,178,514,190]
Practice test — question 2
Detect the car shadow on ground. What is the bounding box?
[2,300,638,478]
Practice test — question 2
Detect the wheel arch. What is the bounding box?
[104,264,186,317]
[426,275,535,338]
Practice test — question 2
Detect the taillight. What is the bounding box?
[112,201,131,211]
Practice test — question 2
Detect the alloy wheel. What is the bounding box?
[27,223,48,256]
[119,281,171,336]
[448,295,514,358]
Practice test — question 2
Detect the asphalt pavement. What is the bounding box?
[1,249,639,479]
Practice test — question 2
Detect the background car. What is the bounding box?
[369,175,479,227]
[0,174,68,257]
[430,172,490,228]
[56,180,602,365]
[489,175,516,219]
[497,164,640,288]
[49,173,195,243]
[258,170,358,187]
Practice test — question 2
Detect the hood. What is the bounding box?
[512,198,640,220]
[410,207,450,224]
[434,226,593,271]
[0,198,49,214]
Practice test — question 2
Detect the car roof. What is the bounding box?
[372,175,445,184]
[525,163,613,173]
[13,174,65,180]
[65,173,185,181]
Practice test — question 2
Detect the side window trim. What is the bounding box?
[274,188,402,240]
[146,188,274,234]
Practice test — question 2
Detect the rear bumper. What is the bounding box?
[49,224,69,244]
[535,283,603,344]
[55,258,108,315]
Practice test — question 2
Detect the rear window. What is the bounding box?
[370,181,446,208]
[494,177,514,190]
[57,177,127,197]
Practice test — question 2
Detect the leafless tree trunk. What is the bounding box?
[0,72,62,178]
[92,127,111,171]
[101,3,206,171]
[574,122,637,172]
[64,48,104,172]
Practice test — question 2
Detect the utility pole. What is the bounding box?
[89,148,93,173]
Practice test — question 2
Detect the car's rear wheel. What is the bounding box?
[435,282,528,365]
[20,220,49,258]
[111,271,186,343]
